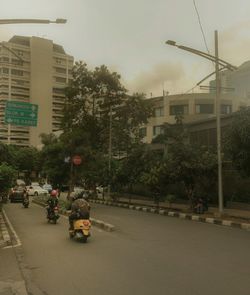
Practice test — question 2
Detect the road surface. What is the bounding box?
[2,201,250,295]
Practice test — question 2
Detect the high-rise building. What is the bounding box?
[0,35,73,147]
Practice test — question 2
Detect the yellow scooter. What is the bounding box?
[69,219,91,243]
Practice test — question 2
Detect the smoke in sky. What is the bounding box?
[126,61,193,97]
[0,27,12,41]
[220,21,250,67]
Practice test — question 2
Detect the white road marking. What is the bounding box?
[2,209,22,249]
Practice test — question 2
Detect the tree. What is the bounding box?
[141,162,165,208]
[55,61,153,193]
[14,147,40,176]
[40,134,69,187]
[162,143,217,209]
[62,62,152,154]
[225,107,250,177]
[143,118,217,209]
[0,163,17,193]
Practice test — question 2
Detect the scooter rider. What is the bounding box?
[68,191,90,230]
[46,190,58,217]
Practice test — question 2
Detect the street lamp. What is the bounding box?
[166,32,237,215]
[0,18,67,25]
[166,39,237,71]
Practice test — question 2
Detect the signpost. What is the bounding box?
[5,101,38,127]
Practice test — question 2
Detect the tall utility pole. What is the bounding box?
[215,31,223,214]
[107,104,112,199]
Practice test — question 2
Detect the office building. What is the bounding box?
[0,35,73,147]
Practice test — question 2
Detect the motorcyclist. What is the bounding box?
[46,190,58,217]
[23,187,29,203]
[68,191,90,231]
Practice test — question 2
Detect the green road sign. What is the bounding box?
[4,101,38,127]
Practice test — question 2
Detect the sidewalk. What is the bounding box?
[0,210,29,295]
[0,247,28,295]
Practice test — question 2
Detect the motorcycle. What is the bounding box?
[69,219,91,243]
[47,206,60,224]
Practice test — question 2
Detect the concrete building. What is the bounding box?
[140,92,248,143]
[0,35,73,147]
[210,61,250,99]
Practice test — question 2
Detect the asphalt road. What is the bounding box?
[3,201,250,295]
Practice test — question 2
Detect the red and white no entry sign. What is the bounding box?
[72,155,82,165]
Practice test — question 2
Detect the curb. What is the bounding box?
[90,199,250,232]
[32,199,115,232]
[0,212,11,247]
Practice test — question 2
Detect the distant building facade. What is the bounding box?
[0,35,73,147]
[140,92,248,143]
[210,61,250,99]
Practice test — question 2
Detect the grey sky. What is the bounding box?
[1,0,250,96]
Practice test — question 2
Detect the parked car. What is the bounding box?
[27,185,48,196]
[42,184,53,193]
[96,185,106,195]
[69,187,88,200]
[9,186,26,203]
[16,179,26,186]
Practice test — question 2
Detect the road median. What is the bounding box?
[89,198,250,232]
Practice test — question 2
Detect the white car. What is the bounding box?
[27,185,48,196]
[42,184,53,193]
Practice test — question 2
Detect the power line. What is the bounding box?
[192,0,210,55]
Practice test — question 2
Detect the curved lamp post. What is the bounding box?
[166,32,237,215]
[0,18,67,25]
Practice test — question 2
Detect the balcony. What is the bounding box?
[10,133,29,139]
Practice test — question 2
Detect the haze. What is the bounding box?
[1,0,250,96]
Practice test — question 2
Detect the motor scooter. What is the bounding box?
[22,196,29,208]
[69,219,91,243]
[47,206,60,224]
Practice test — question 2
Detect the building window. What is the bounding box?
[170,105,188,115]
[53,87,65,94]
[11,59,23,66]
[153,125,164,136]
[195,104,214,114]
[55,58,65,65]
[17,50,24,56]
[12,79,25,86]
[11,69,23,76]
[139,127,147,138]
[154,107,164,117]
[55,77,67,83]
[1,57,9,63]
[3,68,9,74]
[221,105,232,114]
[55,67,66,74]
